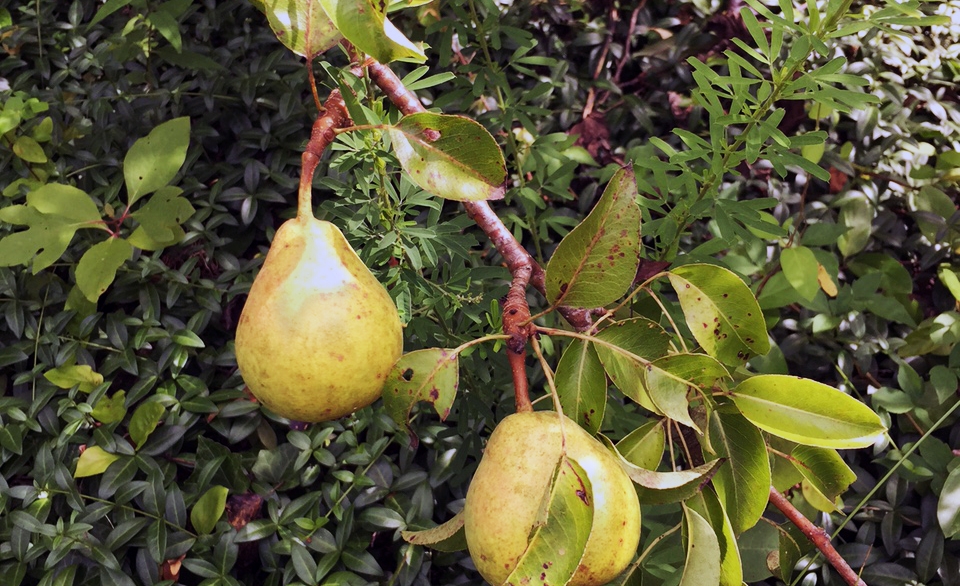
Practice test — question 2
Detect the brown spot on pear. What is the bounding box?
[235,214,403,422]
[463,411,640,586]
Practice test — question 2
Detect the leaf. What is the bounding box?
[0,185,103,272]
[124,117,190,206]
[616,420,665,470]
[545,165,641,307]
[319,0,425,63]
[89,0,132,26]
[646,353,728,431]
[401,510,467,552]
[938,265,960,301]
[504,455,593,586]
[668,264,770,365]
[75,446,120,478]
[386,113,506,201]
[91,390,128,424]
[129,186,195,249]
[13,135,46,163]
[75,238,133,302]
[730,375,886,448]
[790,445,856,502]
[678,505,721,586]
[259,0,342,58]
[191,486,228,535]
[593,317,672,414]
[780,246,820,301]
[836,197,873,257]
[704,410,770,534]
[44,364,104,393]
[130,402,166,450]
[382,348,458,433]
[938,466,960,537]
[601,435,723,504]
[555,340,606,434]
[687,488,743,586]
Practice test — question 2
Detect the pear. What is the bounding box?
[464,411,641,586]
[235,213,403,422]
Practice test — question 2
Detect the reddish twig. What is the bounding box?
[365,61,595,333]
[298,91,351,217]
[768,487,867,586]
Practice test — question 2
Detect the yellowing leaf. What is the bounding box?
[124,117,190,206]
[74,446,120,478]
[504,455,593,586]
[191,486,229,534]
[668,264,770,365]
[386,113,506,202]
[382,348,459,437]
[91,390,128,424]
[130,402,166,450]
[44,364,104,393]
[76,237,133,302]
[817,264,838,297]
[259,0,342,58]
[320,0,425,63]
[401,510,467,552]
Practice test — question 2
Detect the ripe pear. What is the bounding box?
[235,213,403,422]
[464,411,641,586]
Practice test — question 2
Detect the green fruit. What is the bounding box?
[464,411,641,586]
[235,213,402,422]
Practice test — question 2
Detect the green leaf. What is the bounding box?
[259,0,342,58]
[386,113,506,202]
[129,186,195,249]
[44,364,104,393]
[75,237,133,302]
[319,0,425,63]
[705,410,770,534]
[790,445,856,502]
[848,253,914,296]
[668,264,770,365]
[13,135,46,163]
[504,455,593,586]
[616,420,665,470]
[837,197,873,257]
[936,466,960,537]
[91,390,128,424]
[124,117,190,206]
[0,425,23,455]
[382,348,458,434]
[191,486,228,534]
[74,446,120,478]
[731,375,886,448]
[401,510,467,552]
[601,435,724,504]
[28,184,101,222]
[780,246,820,301]
[147,9,182,52]
[687,488,743,586]
[679,505,721,586]
[545,165,641,307]
[0,184,103,271]
[937,266,960,301]
[89,0,132,25]
[556,340,606,434]
[129,402,166,450]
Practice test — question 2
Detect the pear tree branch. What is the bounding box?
[768,487,867,586]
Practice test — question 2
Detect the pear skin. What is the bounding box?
[235,214,403,422]
[464,411,641,586]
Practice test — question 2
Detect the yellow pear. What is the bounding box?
[464,411,641,586]
[235,213,403,422]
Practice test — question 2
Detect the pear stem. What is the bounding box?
[298,87,353,219]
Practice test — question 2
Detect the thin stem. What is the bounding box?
[45,487,199,538]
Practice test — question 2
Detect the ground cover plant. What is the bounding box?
[1,1,960,585]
